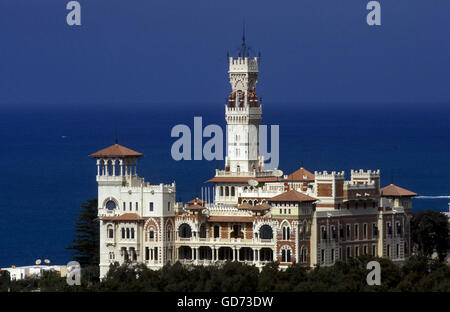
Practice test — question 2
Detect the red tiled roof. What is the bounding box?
[185,203,205,210]
[285,167,315,181]
[252,203,271,211]
[237,202,252,209]
[380,184,417,197]
[208,216,254,223]
[269,190,316,202]
[237,202,271,211]
[90,144,143,158]
[100,213,146,221]
[187,197,206,205]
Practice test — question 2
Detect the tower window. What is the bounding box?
[123,202,126,211]
[105,200,116,210]
[136,202,138,211]
[108,228,114,239]
[149,202,154,212]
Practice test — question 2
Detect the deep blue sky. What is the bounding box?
[0,0,449,109]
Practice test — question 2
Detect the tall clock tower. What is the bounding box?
[225,34,264,174]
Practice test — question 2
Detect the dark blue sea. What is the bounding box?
[0,104,449,267]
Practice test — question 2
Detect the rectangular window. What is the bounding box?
[331,249,335,262]
[387,244,390,257]
[372,245,376,256]
[123,202,126,211]
[396,244,399,258]
[214,225,220,238]
[387,223,392,236]
[363,224,367,239]
[149,230,154,239]
[373,223,378,237]
[355,246,359,257]
[129,202,132,211]
[347,246,351,259]
[321,226,327,240]
[354,224,359,240]
[136,202,138,211]
[154,247,158,261]
[321,249,325,263]
[396,222,401,235]
[108,229,114,239]
[346,225,351,240]
[364,245,368,255]
[168,202,171,211]
[149,202,154,212]
[145,247,149,261]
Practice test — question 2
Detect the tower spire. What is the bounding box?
[239,20,248,57]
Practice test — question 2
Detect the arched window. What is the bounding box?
[131,228,135,239]
[178,223,192,238]
[287,249,291,262]
[167,227,172,240]
[126,228,130,239]
[259,225,273,239]
[281,250,286,262]
[282,225,290,240]
[220,186,224,196]
[107,225,114,239]
[105,200,116,210]
[121,228,125,239]
[231,186,235,196]
[225,187,229,196]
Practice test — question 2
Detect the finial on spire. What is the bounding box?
[242,19,246,46]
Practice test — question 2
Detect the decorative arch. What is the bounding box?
[178,223,192,238]
[102,197,119,210]
[280,245,293,263]
[144,218,161,242]
[259,224,273,240]
[280,220,291,240]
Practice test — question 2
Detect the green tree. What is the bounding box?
[411,210,449,261]
[0,271,10,292]
[66,199,100,283]
[210,261,259,292]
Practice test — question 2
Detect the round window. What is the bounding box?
[105,200,116,210]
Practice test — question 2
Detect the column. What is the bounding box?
[112,159,116,176]
[96,159,100,176]
[237,248,240,262]
[119,159,123,176]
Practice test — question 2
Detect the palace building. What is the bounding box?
[91,37,417,278]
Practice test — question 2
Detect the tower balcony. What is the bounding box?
[225,105,262,116]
